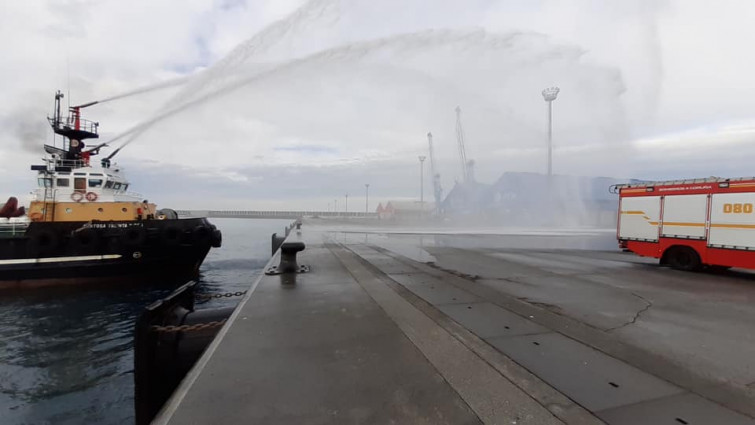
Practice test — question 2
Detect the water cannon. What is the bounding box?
[71,100,100,109]
[86,141,109,154]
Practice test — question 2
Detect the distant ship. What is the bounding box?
[0,91,221,289]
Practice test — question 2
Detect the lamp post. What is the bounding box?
[365,184,370,214]
[345,194,348,214]
[418,156,426,213]
[334,199,337,216]
[541,87,560,179]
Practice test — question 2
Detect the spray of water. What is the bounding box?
[86,0,668,226]
[167,0,339,108]
[106,28,627,159]
[97,76,190,104]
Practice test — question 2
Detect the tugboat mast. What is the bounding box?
[47,91,102,165]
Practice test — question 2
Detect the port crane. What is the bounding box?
[455,106,473,182]
[427,132,443,213]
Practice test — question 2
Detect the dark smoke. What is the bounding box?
[6,106,48,154]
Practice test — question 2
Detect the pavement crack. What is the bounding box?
[605,292,653,332]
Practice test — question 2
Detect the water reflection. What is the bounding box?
[0,218,290,425]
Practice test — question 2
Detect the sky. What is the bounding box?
[1,0,755,210]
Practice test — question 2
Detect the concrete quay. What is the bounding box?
[154,223,755,424]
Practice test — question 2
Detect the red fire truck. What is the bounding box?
[612,177,755,271]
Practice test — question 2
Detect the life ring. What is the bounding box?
[71,192,84,202]
[85,192,98,202]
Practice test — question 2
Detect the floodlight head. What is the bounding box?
[542,86,560,102]
[419,155,426,162]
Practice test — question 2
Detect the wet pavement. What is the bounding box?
[155,223,755,424]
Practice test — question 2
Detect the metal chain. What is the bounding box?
[151,319,227,333]
[195,290,247,300]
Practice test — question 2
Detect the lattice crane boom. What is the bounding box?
[455,106,469,182]
[427,132,443,209]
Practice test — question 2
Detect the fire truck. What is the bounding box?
[612,177,755,271]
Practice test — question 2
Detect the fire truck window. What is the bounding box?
[74,178,86,191]
[88,179,103,188]
[56,178,70,187]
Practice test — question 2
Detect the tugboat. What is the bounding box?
[0,91,222,289]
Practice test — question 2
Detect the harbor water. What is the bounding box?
[0,218,292,425]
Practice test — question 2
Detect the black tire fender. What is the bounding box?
[28,229,59,255]
[210,228,222,248]
[193,225,211,245]
[161,225,182,246]
[124,226,147,246]
[72,228,100,249]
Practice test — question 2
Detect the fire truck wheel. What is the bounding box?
[665,246,701,272]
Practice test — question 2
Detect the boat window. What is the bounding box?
[74,172,86,176]
[89,179,103,188]
[74,178,86,191]
[104,181,114,189]
[90,173,103,176]
[37,177,52,188]
[56,178,70,187]
[123,184,129,191]
[113,183,122,190]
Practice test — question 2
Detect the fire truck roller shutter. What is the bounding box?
[709,192,755,249]
[661,194,708,239]
[618,196,661,242]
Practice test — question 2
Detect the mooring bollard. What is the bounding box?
[271,233,286,256]
[265,241,309,275]
[279,241,305,272]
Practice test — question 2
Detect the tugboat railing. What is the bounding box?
[0,223,29,238]
[48,116,99,136]
[117,191,145,200]
[0,222,29,237]
[52,159,88,169]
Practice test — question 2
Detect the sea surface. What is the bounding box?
[0,218,293,425]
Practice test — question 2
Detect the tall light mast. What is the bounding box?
[427,132,443,211]
[455,106,469,183]
[542,87,560,178]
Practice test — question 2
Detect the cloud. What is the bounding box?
[3,0,754,209]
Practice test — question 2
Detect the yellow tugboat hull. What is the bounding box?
[29,201,157,222]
